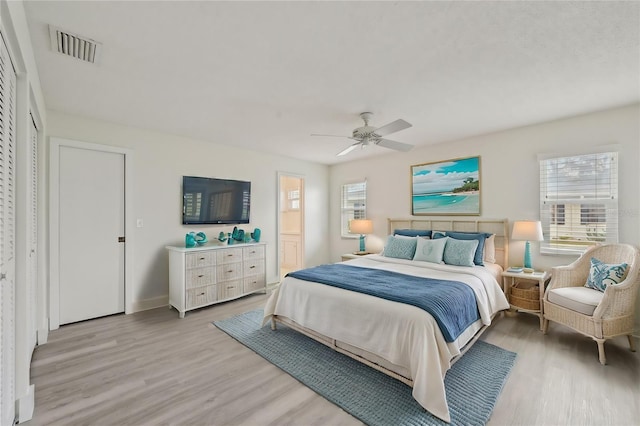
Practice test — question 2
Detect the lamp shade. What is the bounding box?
[511,220,543,241]
[349,219,373,235]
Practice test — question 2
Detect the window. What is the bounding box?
[341,181,366,237]
[287,189,300,210]
[580,204,606,225]
[540,151,618,254]
[551,204,565,225]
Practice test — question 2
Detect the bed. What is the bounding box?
[263,218,510,422]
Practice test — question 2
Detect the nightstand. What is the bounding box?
[501,270,551,331]
[341,252,372,261]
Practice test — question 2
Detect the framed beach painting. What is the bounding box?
[411,156,481,215]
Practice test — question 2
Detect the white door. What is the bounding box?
[59,146,125,324]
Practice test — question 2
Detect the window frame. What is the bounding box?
[539,150,618,255]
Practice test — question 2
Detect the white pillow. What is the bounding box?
[483,234,496,264]
[413,237,448,263]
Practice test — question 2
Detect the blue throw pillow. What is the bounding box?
[383,235,418,260]
[394,229,432,238]
[584,257,629,292]
[434,231,490,266]
[443,238,479,267]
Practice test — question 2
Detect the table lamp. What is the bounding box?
[511,220,544,272]
[349,219,373,254]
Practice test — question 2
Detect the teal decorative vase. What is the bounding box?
[218,231,227,242]
[251,228,261,242]
[185,232,196,248]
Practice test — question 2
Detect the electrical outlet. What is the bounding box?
[136,219,144,228]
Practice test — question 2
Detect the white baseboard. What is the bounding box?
[17,384,35,423]
[131,295,169,313]
[37,327,49,345]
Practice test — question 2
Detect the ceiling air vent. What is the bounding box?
[49,25,102,64]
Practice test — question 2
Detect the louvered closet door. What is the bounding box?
[0,34,17,426]
[27,115,38,349]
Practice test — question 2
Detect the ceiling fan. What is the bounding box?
[312,112,414,156]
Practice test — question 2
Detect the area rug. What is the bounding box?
[214,310,516,426]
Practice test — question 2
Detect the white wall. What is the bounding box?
[47,110,329,308]
[329,104,640,333]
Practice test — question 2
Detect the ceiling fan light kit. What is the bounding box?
[313,112,414,157]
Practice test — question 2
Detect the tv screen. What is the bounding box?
[182,176,251,225]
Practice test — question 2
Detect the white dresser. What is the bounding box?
[166,242,267,318]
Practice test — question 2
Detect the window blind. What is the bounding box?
[539,152,618,254]
[341,181,366,238]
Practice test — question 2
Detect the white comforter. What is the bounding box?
[263,255,509,422]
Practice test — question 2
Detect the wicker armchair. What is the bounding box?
[542,244,640,365]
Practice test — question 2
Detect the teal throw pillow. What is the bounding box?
[434,231,491,266]
[413,237,448,263]
[584,257,629,292]
[443,238,479,267]
[383,235,418,260]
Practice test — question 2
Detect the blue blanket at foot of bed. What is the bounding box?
[287,263,480,342]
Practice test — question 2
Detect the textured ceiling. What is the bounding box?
[24,1,640,165]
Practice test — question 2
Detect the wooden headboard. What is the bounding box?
[387,217,509,269]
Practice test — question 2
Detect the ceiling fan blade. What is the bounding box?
[337,142,361,156]
[311,133,350,138]
[373,119,412,137]
[376,138,414,152]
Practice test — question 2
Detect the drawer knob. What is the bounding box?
[199,257,205,260]
[198,274,204,278]
[250,265,255,269]
[227,270,233,273]
[199,292,205,296]
[227,286,235,289]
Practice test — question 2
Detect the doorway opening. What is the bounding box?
[278,173,305,280]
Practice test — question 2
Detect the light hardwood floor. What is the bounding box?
[29,294,639,425]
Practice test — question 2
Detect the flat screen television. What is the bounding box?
[182,176,251,225]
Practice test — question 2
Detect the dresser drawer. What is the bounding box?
[216,262,243,282]
[186,285,217,309]
[217,248,244,264]
[243,245,265,261]
[218,280,243,300]
[243,259,265,276]
[185,267,216,289]
[186,252,216,269]
[243,275,266,293]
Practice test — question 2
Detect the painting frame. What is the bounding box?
[411,156,481,216]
